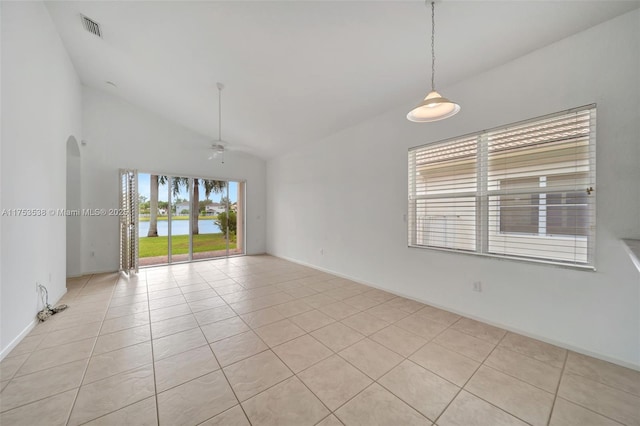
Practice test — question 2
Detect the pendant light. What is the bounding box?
[407,1,460,122]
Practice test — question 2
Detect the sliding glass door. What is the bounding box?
[195,180,244,260]
[192,178,224,261]
[137,172,244,267]
[138,174,169,266]
[227,181,244,256]
[169,176,192,263]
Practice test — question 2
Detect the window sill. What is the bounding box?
[408,244,596,271]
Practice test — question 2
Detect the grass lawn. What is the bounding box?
[139,233,236,257]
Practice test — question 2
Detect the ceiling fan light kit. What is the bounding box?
[208,142,225,160]
[407,1,460,123]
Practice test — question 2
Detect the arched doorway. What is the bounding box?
[66,136,81,277]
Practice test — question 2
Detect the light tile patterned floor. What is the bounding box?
[1,255,638,426]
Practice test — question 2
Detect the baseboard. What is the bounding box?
[0,286,69,361]
[270,252,640,371]
[79,268,119,276]
[622,239,640,274]
[0,319,36,361]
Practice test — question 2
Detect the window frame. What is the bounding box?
[408,105,596,270]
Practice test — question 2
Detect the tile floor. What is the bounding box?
[1,255,638,426]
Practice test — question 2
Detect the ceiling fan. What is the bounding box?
[189,82,251,162]
[207,142,226,161]
[211,82,228,163]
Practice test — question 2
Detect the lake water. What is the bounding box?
[139,219,221,237]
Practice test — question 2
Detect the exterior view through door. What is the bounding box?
[137,172,244,266]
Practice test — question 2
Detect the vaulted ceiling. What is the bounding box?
[46,1,639,159]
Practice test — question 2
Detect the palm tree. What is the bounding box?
[154,177,226,235]
[147,175,160,237]
[147,175,171,237]
[192,179,226,234]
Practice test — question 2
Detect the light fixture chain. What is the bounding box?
[431,1,435,91]
[218,85,222,141]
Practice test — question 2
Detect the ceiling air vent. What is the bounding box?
[80,14,102,38]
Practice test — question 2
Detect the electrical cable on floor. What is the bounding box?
[36,283,69,321]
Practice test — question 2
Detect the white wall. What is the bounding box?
[81,87,267,274]
[66,136,82,277]
[267,10,640,368]
[1,2,83,357]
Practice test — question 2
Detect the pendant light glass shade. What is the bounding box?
[407,90,460,122]
[408,2,460,123]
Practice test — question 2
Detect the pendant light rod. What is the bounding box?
[217,82,224,141]
[430,1,435,91]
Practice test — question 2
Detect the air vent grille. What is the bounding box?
[80,14,102,38]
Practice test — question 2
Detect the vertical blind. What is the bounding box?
[119,169,139,274]
[408,105,596,268]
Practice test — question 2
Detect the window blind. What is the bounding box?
[120,169,139,274]
[408,105,596,268]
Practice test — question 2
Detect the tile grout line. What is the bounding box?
[138,270,162,426]
[363,310,466,425]
[5,271,439,423]
[548,356,630,426]
[75,276,161,425]
[65,273,118,426]
[265,330,336,420]
[460,365,550,425]
[546,348,568,426]
[321,330,425,420]
[207,270,382,423]
[550,397,627,426]
[313,414,339,426]
[388,313,581,415]
[194,267,255,426]
[7,259,635,426]
[480,352,562,395]
[560,366,640,398]
[432,330,509,425]
[212,282,452,425]
[328,381,380,423]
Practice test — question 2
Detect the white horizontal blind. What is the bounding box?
[408,105,596,268]
[408,136,478,252]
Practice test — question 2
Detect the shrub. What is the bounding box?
[214,211,237,239]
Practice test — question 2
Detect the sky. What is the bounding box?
[138,173,238,204]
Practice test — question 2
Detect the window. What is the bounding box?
[498,177,541,235]
[498,174,589,237]
[408,106,596,268]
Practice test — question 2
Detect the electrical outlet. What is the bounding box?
[473,281,482,292]
[320,248,324,255]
